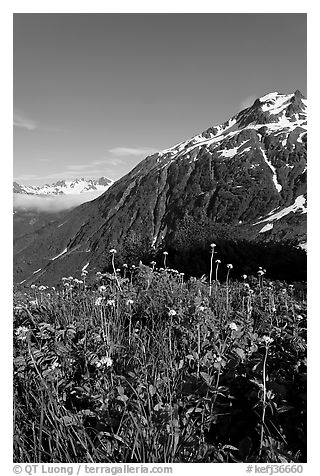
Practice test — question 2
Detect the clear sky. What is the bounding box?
[13,13,307,185]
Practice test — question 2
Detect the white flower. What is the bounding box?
[262,335,274,344]
[229,322,238,331]
[98,285,107,293]
[199,306,206,312]
[51,361,61,370]
[126,299,134,305]
[257,270,265,276]
[96,356,113,368]
[242,274,247,280]
[168,309,177,316]
[15,326,29,340]
[29,300,38,307]
[68,276,74,280]
[30,284,37,289]
[123,263,128,268]
[106,299,115,307]
[215,259,221,264]
[210,243,216,248]
[110,249,117,254]
[95,297,104,306]
[227,263,233,269]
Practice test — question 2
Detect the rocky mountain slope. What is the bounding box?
[14,91,307,285]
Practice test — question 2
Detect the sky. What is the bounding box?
[13,13,307,185]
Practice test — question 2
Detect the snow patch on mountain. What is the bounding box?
[51,248,68,261]
[259,223,274,233]
[260,148,282,192]
[254,195,307,225]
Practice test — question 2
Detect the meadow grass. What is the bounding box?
[13,264,307,463]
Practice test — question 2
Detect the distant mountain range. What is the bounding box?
[13,176,114,196]
[14,90,307,285]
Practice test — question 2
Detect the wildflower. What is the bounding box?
[14,305,24,311]
[210,243,216,249]
[244,283,250,288]
[106,299,115,307]
[229,322,238,331]
[242,274,247,280]
[95,297,104,306]
[168,309,177,316]
[282,289,287,294]
[30,284,37,289]
[96,356,113,368]
[68,276,74,280]
[213,354,222,363]
[257,270,265,276]
[116,268,121,273]
[215,259,221,264]
[199,306,206,312]
[98,285,107,293]
[262,335,274,344]
[15,326,29,341]
[227,263,233,269]
[131,265,136,269]
[62,277,68,281]
[163,251,168,255]
[126,299,134,305]
[296,315,303,320]
[38,285,47,291]
[96,271,102,276]
[123,263,128,268]
[51,361,61,370]
[110,249,117,254]
[29,300,38,306]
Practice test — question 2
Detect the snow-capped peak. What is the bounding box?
[13,176,114,196]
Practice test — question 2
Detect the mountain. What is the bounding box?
[14,91,307,285]
[13,176,114,196]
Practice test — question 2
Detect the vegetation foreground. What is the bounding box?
[13,257,307,463]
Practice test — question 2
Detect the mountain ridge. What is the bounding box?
[13,176,114,196]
